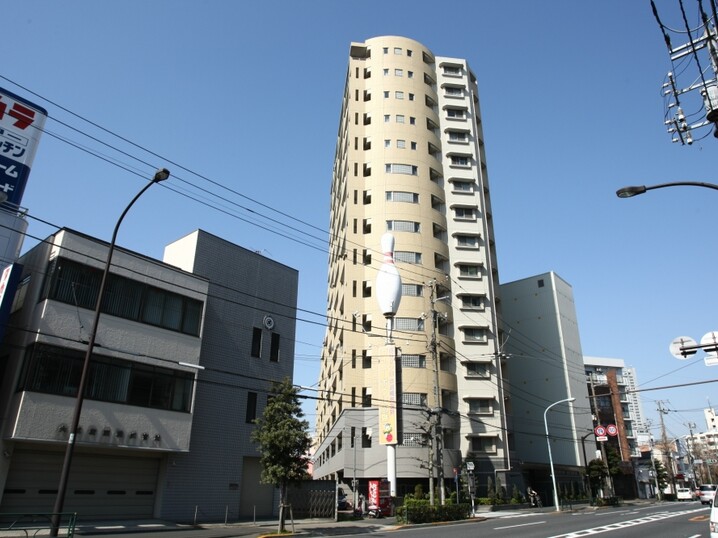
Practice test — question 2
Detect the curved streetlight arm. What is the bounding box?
[51,169,169,535]
[617,181,718,198]
[544,397,576,512]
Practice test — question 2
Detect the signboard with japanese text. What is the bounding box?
[0,88,47,206]
[376,344,398,446]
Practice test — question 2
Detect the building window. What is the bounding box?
[470,436,497,453]
[362,387,372,407]
[467,398,493,414]
[383,68,389,76]
[401,283,423,297]
[395,68,403,76]
[443,65,462,76]
[402,392,427,408]
[463,327,487,343]
[458,264,481,278]
[395,91,404,99]
[460,295,484,310]
[408,70,414,78]
[246,391,258,423]
[394,47,402,55]
[450,155,470,166]
[386,220,420,233]
[401,433,425,447]
[454,207,476,219]
[383,90,390,98]
[270,333,280,362]
[394,251,422,264]
[43,257,203,336]
[446,108,465,119]
[396,139,406,149]
[386,191,418,203]
[395,317,425,331]
[452,181,473,192]
[383,47,389,54]
[401,354,427,368]
[409,93,415,101]
[396,115,405,123]
[410,116,416,125]
[448,130,468,142]
[18,343,194,413]
[411,141,417,150]
[384,139,391,147]
[385,163,418,175]
[466,362,490,378]
[362,350,372,369]
[251,327,262,357]
[456,234,479,248]
[384,114,390,123]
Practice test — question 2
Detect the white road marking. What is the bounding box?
[494,521,546,530]
[547,508,705,538]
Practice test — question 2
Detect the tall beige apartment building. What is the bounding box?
[312,36,513,498]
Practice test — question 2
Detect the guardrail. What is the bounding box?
[0,513,77,537]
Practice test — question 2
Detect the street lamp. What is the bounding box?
[544,397,576,512]
[616,181,718,198]
[50,168,170,535]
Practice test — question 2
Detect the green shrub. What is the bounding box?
[396,500,471,524]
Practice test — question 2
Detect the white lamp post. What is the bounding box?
[544,397,575,512]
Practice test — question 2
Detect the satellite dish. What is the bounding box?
[669,336,698,360]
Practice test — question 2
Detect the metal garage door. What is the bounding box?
[2,450,160,519]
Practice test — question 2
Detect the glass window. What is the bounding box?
[464,327,487,342]
[450,155,470,166]
[444,65,462,76]
[386,220,420,232]
[452,181,472,192]
[407,50,413,57]
[395,91,404,99]
[456,235,479,248]
[447,108,465,119]
[396,115,405,123]
[251,327,262,357]
[408,70,414,78]
[455,207,476,219]
[384,114,390,123]
[461,295,484,309]
[468,398,493,414]
[394,47,402,55]
[458,264,480,277]
[385,163,418,175]
[466,362,489,377]
[394,251,422,264]
[401,284,423,297]
[396,139,406,148]
[383,47,389,54]
[408,93,414,101]
[470,436,497,453]
[246,391,257,423]
[445,86,463,96]
[411,141,417,150]
[395,68,403,76]
[401,354,426,368]
[384,139,391,147]
[384,91,390,98]
[270,333,280,362]
[402,392,427,407]
[448,131,468,142]
[386,190,418,203]
[395,317,425,331]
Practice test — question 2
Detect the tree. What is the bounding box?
[653,459,669,493]
[587,458,608,496]
[251,377,312,534]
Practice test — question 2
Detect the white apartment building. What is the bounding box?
[313,36,510,498]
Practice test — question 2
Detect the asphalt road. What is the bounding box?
[71,501,711,538]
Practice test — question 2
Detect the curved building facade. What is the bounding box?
[313,36,513,498]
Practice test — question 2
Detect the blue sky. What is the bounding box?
[3,1,717,444]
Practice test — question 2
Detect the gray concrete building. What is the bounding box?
[499,272,593,501]
[0,228,298,521]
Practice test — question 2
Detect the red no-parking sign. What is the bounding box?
[607,424,618,437]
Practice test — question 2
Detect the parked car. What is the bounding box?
[700,484,717,505]
[710,489,718,538]
[677,487,695,501]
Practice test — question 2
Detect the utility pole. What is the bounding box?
[428,279,445,506]
[657,401,676,495]
[687,422,698,488]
